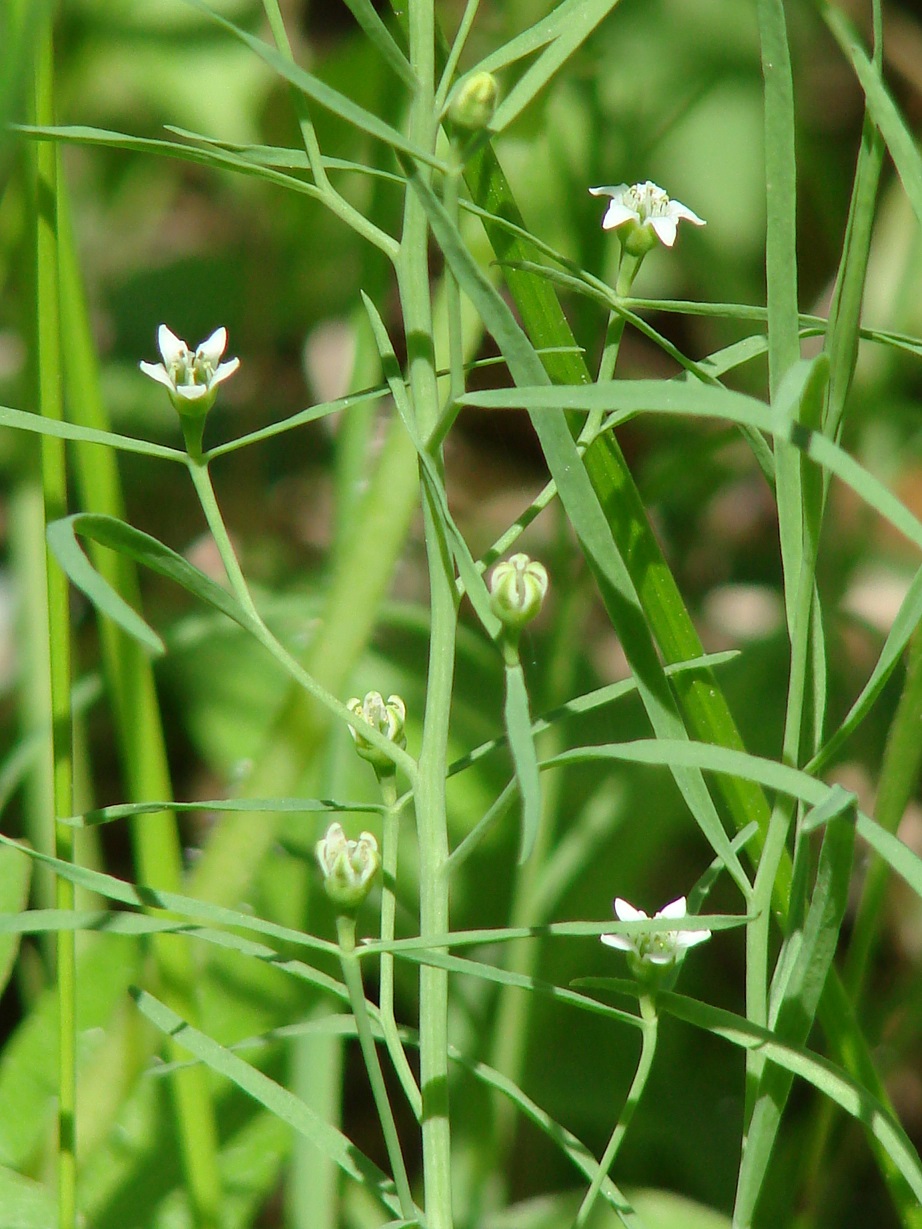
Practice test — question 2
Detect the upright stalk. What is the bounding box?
[33,23,76,1229]
[399,6,454,1225]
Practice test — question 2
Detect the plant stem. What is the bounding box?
[337,913,418,1223]
[34,23,76,1229]
[379,776,423,1119]
[399,5,454,1224]
[574,993,659,1229]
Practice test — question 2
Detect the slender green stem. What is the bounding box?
[398,5,454,1225]
[261,0,399,262]
[574,994,659,1229]
[34,24,77,1229]
[435,0,482,111]
[413,493,456,1229]
[185,455,417,780]
[378,777,423,1119]
[185,456,261,623]
[595,252,643,385]
[336,914,418,1223]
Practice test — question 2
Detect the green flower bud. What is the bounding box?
[489,554,549,631]
[448,71,500,131]
[315,822,380,911]
[346,691,407,775]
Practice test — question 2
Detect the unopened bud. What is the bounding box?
[315,822,380,911]
[346,691,407,775]
[489,554,548,632]
[449,72,500,131]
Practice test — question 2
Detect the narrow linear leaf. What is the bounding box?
[487,0,624,134]
[808,559,922,773]
[823,5,922,235]
[0,845,30,997]
[184,0,446,171]
[546,739,922,900]
[504,662,542,863]
[447,650,740,778]
[0,400,183,461]
[0,831,338,958]
[20,123,323,199]
[132,988,410,1219]
[360,289,501,638]
[47,513,261,656]
[735,791,856,1223]
[461,379,922,557]
[470,0,619,82]
[64,796,384,828]
[659,989,922,1206]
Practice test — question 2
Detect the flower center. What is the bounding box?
[168,345,214,388]
[626,182,671,221]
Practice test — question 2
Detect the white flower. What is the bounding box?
[601,896,711,966]
[589,181,705,251]
[140,325,239,414]
[315,822,380,910]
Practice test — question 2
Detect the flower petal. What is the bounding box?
[613,898,646,923]
[649,215,678,246]
[670,201,706,227]
[139,361,175,390]
[600,933,634,951]
[601,201,639,231]
[675,928,711,949]
[157,325,187,366]
[589,184,627,200]
[172,383,211,401]
[197,326,228,365]
[211,356,240,387]
[656,897,688,920]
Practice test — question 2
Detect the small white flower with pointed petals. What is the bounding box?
[601,896,710,966]
[589,181,705,254]
[140,325,239,416]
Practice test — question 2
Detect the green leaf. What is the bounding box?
[735,790,856,1223]
[460,379,922,558]
[822,6,922,237]
[808,560,922,773]
[0,400,183,461]
[504,662,542,863]
[659,989,922,1207]
[757,0,800,398]
[486,0,625,135]
[20,123,323,200]
[0,1166,56,1229]
[46,513,262,656]
[545,739,922,901]
[409,167,750,897]
[183,0,446,171]
[447,651,740,779]
[132,988,411,1219]
[0,843,30,998]
[359,289,501,638]
[470,0,618,80]
[0,831,338,959]
[62,796,384,828]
